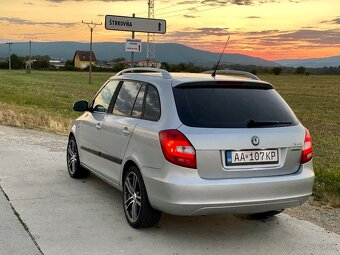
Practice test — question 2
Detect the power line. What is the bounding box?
[136,2,179,15]
[163,5,222,18]
[137,2,212,18]
[156,3,210,17]
[82,20,102,84]
[137,2,224,20]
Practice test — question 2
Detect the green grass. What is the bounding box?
[260,75,340,207]
[0,70,111,133]
[0,70,339,206]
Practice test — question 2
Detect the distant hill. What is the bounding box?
[275,56,340,68]
[0,41,278,67]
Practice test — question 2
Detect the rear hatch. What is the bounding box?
[173,81,305,179]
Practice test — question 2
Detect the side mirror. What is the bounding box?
[73,100,89,112]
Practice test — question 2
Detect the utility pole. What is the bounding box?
[82,20,102,84]
[24,35,35,73]
[5,42,13,71]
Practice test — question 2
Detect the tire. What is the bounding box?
[123,166,161,228]
[247,209,284,220]
[66,135,90,179]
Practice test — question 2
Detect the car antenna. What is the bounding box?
[211,36,230,78]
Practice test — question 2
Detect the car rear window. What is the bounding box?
[173,84,299,128]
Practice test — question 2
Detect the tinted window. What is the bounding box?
[173,85,298,128]
[92,80,119,112]
[112,81,142,116]
[131,84,146,118]
[144,85,161,121]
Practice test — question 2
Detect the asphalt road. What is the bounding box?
[0,125,339,255]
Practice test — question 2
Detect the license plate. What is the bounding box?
[226,149,279,166]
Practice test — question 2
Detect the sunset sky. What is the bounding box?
[0,0,339,60]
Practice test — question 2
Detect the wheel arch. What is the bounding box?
[69,121,77,138]
[68,132,75,139]
[121,159,140,183]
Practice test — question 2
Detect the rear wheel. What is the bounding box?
[247,209,284,219]
[67,135,90,179]
[123,166,161,228]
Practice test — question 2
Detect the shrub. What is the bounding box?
[272,67,282,75]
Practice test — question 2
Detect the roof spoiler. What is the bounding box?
[116,67,172,79]
[203,69,260,80]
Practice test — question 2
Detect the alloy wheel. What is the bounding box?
[124,172,142,223]
[67,138,78,175]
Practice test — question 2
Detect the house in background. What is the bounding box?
[73,51,96,69]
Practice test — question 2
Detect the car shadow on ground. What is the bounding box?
[85,173,283,234]
[82,174,308,254]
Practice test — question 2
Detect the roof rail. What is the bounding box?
[115,67,172,79]
[203,69,260,80]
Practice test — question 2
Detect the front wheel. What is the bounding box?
[123,166,161,228]
[66,135,90,179]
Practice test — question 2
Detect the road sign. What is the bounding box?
[105,15,166,34]
[125,39,142,52]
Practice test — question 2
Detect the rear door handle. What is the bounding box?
[96,122,102,130]
[122,127,130,136]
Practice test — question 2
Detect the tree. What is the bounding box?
[64,60,74,67]
[113,63,126,72]
[160,62,170,70]
[10,54,25,69]
[272,67,282,75]
[111,57,125,63]
[0,62,8,69]
[31,55,50,61]
[251,69,257,75]
[32,59,49,69]
[62,60,78,71]
[295,66,306,74]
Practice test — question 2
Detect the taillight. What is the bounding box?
[159,129,197,169]
[301,129,313,164]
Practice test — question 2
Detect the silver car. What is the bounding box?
[67,68,314,228]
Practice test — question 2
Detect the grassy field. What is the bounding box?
[0,70,339,207]
[0,71,107,133]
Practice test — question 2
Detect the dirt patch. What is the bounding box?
[285,198,340,234]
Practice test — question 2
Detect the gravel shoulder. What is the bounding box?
[286,198,340,235]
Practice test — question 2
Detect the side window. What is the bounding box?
[131,84,146,118]
[144,85,161,121]
[112,81,142,116]
[92,80,119,112]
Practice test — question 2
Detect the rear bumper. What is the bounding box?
[142,161,314,216]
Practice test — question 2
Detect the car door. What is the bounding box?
[100,80,145,183]
[77,80,120,172]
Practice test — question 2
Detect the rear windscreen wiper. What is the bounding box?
[247,120,292,128]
